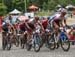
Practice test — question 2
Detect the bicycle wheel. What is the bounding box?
[7,37,11,50]
[20,34,25,49]
[47,35,56,50]
[40,38,44,48]
[7,42,11,50]
[2,38,7,50]
[20,38,25,49]
[60,35,70,51]
[26,43,32,51]
[2,32,7,50]
[33,34,40,52]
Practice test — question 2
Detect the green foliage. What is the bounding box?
[47,0,56,10]
[42,2,47,10]
[0,0,75,16]
[0,3,7,16]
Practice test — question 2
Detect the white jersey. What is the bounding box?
[2,22,6,26]
[49,13,67,22]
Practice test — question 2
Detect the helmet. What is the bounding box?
[61,8,67,15]
[61,11,67,15]
[35,17,39,21]
[71,26,73,29]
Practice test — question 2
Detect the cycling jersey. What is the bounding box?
[19,19,36,33]
[42,19,48,29]
[19,23,26,32]
[48,13,66,27]
[2,22,9,32]
[26,19,36,32]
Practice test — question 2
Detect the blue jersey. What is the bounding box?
[2,22,9,32]
[48,15,56,23]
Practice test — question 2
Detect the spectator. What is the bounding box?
[71,13,73,18]
[9,15,12,23]
[68,27,75,45]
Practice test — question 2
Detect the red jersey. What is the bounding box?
[42,19,48,29]
[19,23,26,29]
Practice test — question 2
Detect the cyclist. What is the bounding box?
[19,21,28,48]
[48,10,68,48]
[2,21,9,33]
[24,17,41,46]
[48,9,67,28]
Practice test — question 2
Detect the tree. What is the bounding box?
[42,2,47,10]
[1,0,75,16]
[47,0,56,10]
[0,4,7,16]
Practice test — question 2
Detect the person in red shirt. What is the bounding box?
[68,27,75,40]
[68,27,75,45]
[24,17,40,45]
[19,22,26,32]
[41,19,49,30]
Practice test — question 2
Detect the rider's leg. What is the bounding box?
[64,19,67,26]
[27,31,31,44]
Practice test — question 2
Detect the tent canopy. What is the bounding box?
[28,5,39,11]
[66,5,75,10]
[56,4,62,8]
[9,9,22,14]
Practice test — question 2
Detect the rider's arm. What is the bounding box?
[25,22,31,30]
[53,21,59,28]
[62,16,67,26]
[64,19,67,26]
[38,22,44,31]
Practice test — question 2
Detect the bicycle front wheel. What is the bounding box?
[60,35,70,51]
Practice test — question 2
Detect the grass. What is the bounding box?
[34,10,75,16]
[35,10,55,16]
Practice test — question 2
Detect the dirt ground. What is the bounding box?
[67,17,75,25]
